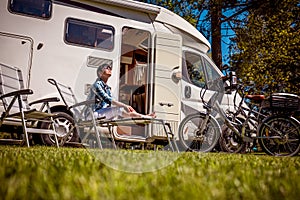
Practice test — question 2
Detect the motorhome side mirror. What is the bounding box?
[230,71,238,88]
[172,70,182,83]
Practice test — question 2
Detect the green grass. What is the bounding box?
[1,146,300,200]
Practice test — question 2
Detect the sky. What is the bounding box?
[196,5,247,66]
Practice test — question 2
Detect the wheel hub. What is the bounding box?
[55,125,69,138]
[194,130,204,141]
[274,134,288,144]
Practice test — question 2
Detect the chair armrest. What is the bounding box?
[29,97,60,106]
[70,99,95,109]
[0,89,33,99]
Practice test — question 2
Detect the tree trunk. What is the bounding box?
[210,0,222,69]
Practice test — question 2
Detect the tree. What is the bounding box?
[210,0,222,69]
[137,0,206,27]
[137,1,299,95]
[230,0,300,95]
[137,0,251,69]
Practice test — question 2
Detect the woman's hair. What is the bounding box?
[97,63,111,77]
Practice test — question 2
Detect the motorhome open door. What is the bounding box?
[152,32,182,125]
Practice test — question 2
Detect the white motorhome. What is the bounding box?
[0,0,235,146]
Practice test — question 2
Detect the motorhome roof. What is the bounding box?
[74,0,161,14]
[68,0,211,50]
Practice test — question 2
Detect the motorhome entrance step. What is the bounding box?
[0,138,23,145]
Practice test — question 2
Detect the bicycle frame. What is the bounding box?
[199,80,243,140]
[200,78,266,143]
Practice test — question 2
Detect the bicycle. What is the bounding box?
[179,72,300,156]
[219,83,270,153]
[220,79,300,156]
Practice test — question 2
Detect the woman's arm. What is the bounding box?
[111,100,136,112]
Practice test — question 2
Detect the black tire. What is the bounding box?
[258,115,300,156]
[179,113,221,152]
[39,112,80,146]
[219,118,247,153]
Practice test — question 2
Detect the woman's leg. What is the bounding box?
[95,107,123,119]
[95,107,156,119]
[122,111,156,118]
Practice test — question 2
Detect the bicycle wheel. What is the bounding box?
[219,119,247,153]
[179,113,221,152]
[258,115,300,156]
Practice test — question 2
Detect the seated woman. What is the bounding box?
[87,64,155,120]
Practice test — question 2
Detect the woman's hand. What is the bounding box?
[112,100,136,112]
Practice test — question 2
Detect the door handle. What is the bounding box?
[184,86,191,98]
[159,102,174,107]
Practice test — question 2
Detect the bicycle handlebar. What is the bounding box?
[199,77,225,109]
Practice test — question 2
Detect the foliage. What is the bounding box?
[1,146,300,200]
[230,0,300,95]
[137,0,206,27]
[137,1,299,95]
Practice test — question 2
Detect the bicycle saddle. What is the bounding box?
[245,94,265,101]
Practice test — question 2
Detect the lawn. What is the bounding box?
[0,146,299,200]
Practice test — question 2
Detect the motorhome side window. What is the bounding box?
[183,52,206,88]
[9,0,52,19]
[65,18,114,50]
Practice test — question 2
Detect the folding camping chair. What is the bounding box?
[0,63,60,147]
[47,78,107,148]
[48,78,178,152]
